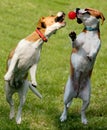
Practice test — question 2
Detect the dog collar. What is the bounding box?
[36,28,47,42]
[84,27,98,31]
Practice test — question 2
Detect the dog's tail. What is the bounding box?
[29,82,42,99]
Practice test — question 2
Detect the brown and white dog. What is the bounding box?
[60,8,105,124]
[4,12,66,124]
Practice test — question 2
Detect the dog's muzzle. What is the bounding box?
[55,12,65,23]
[75,8,87,24]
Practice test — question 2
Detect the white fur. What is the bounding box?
[4,13,65,124]
[60,8,101,124]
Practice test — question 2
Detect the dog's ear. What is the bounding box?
[77,18,82,24]
[37,17,46,29]
[41,22,46,28]
[85,8,105,25]
[98,12,105,25]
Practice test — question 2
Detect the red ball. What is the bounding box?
[68,11,76,20]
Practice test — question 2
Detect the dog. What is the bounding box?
[4,11,66,124]
[60,8,105,124]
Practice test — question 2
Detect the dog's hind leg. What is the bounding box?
[60,76,75,122]
[16,81,29,124]
[80,78,91,125]
[5,82,15,119]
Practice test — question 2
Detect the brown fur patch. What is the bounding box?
[70,48,77,77]
[8,48,15,59]
[85,8,105,24]
[25,15,57,42]
[25,31,40,42]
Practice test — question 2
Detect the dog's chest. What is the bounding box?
[15,40,40,70]
[19,50,39,69]
[71,32,100,72]
[82,32,100,52]
[71,54,91,72]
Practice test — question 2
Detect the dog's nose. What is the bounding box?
[76,8,80,14]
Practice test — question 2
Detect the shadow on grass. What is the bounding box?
[0,104,31,130]
[1,80,107,130]
[1,96,107,130]
[53,109,107,130]
[44,95,107,130]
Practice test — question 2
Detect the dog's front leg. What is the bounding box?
[69,31,84,49]
[69,31,77,48]
[29,64,38,87]
[4,53,18,81]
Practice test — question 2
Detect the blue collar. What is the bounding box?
[84,26,98,31]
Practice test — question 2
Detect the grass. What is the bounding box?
[0,0,107,129]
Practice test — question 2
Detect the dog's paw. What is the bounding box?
[9,108,15,120]
[9,105,15,120]
[4,73,12,81]
[32,81,37,87]
[32,84,37,88]
[16,117,21,124]
[69,31,76,41]
[60,113,67,122]
[81,118,88,125]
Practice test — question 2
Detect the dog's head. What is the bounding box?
[37,11,66,37]
[75,8,105,27]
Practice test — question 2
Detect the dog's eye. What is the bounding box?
[41,22,46,28]
[83,12,90,15]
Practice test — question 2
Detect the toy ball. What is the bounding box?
[68,11,76,20]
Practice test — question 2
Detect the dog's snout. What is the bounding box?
[76,8,80,14]
[55,11,65,23]
[57,11,65,17]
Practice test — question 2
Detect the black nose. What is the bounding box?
[76,8,80,14]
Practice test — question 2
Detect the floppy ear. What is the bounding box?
[41,22,46,28]
[37,17,46,29]
[98,12,105,25]
[85,8,105,25]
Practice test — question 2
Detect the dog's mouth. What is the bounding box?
[75,8,90,24]
[55,12,65,23]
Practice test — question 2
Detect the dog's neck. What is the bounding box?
[83,24,100,38]
[36,28,47,42]
[84,26,99,31]
[25,28,46,42]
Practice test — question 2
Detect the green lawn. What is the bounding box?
[0,0,107,129]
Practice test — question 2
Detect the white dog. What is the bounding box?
[60,8,105,124]
[4,11,66,124]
